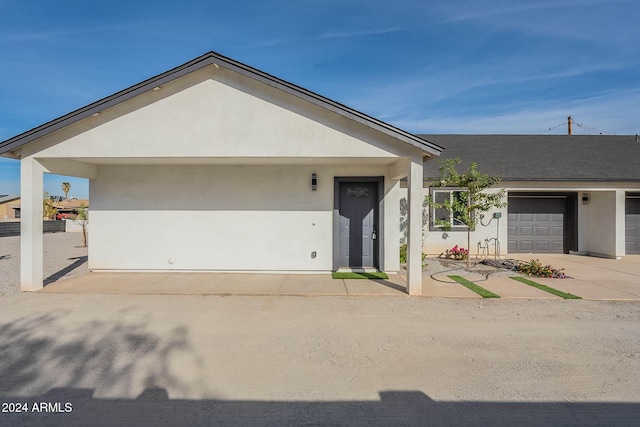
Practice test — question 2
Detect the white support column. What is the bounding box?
[406,156,423,295]
[615,190,626,258]
[20,157,45,291]
[383,178,401,273]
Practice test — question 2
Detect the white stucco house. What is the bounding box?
[0,51,442,295]
[417,135,640,259]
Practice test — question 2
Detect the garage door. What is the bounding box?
[626,196,640,254]
[508,197,566,253]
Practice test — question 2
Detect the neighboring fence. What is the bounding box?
[0,221,66,237]
[64,219,88,233]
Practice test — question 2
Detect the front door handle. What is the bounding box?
[371,229,377,240]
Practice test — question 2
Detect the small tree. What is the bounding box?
[43,192,58,220]
[426,158,506,267]
[75,203,89,247]
[61,182,71,200]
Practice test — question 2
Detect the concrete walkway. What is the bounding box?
[40,272,409,296]
[38,254,640,300]
[420,254,640,300]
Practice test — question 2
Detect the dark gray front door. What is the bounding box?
[338,182,378,268]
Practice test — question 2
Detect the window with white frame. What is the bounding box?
[429,188,469,230]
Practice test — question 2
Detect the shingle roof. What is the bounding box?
[418,134,640,182]
[0,51,442,158]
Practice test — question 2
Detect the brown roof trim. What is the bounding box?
[0,51,442,157]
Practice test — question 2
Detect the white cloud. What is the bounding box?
[318,27,409,40]
[0,24,135,43]
[435,0,639,46]
[441,0,630,23]
[391,86,640,135]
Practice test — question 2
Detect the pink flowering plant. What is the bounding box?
[446,245,469,260]
[516,259,567,278]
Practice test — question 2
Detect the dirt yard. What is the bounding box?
[0,292,638,425]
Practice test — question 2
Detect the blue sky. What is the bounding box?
[1,0,639,198]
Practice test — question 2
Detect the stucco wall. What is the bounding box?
[585,191,623,258]
[400,188,508,257]
[65,218,88,233]
[0,200,19,220]
[89,164,400,272]
[577,192,590,253]
[24,66,416,161]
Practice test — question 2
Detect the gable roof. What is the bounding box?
[419,134,640,182]
[0,51,442,159]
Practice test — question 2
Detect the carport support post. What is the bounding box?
[20,157,45,291]
[406,157,423,295]
[615,190,626,257]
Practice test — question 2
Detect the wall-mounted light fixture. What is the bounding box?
[582,193,589,205]
[311,173,317,191]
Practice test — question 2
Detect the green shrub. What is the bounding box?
[400,244,426,263]
[516,259,566,278]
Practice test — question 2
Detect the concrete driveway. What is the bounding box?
[39,272,409,296]
[509,254,640,300]
[422,254,640,300]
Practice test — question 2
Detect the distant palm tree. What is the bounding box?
[61,182,71,200]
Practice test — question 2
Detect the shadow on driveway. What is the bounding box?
[43,256,88,286]
[2,388,639,426]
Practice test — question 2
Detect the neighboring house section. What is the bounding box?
[0,51,441,294]
[0,195,20,220]
[54,198,89,219]
[418,135,640,259]
[0,197,88,222]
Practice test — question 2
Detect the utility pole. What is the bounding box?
[567,115,572,135]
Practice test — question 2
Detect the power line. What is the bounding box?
[572,119,614,135]
[543,117,614,135]
[542,121,566,134]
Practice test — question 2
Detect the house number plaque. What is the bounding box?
[347,187,369,198]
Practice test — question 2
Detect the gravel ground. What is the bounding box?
[422,256,523,278]
[0,232,88,294]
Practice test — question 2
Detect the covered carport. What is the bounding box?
[0,51,440,295]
